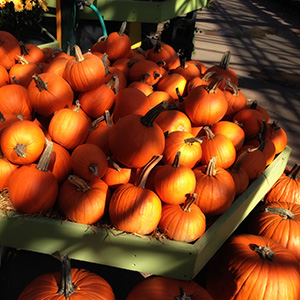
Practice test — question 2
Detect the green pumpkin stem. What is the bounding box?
[218,50,231,70]
[67,174,91,193]
[32,73,48,91]
[182,193,198,213]
[253,245,275,261]
[36,138,53,172]
[137,155,163,188]
[140,101,169,127]
[57,254,77,297]
[264,206,295,220]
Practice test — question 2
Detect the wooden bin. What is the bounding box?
[0,146,291,280]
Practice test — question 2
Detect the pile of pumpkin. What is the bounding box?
[0,22,289,246]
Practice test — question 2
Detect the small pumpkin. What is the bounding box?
[0,31,21,70]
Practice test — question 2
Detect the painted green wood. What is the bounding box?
[47,0,209,23]
[36,26,60,49]
[0,146,291,280]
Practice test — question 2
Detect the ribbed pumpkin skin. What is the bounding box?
[264,166,300,205]
[193,164,236,216]
[248,202,300,261]
[206,234,300,300]
[0,157,19,189]
[1,120,45,165]
[18,268,116,300]
[108,114,165,169]
[58,177,111,225]
[109,183,162,235]
[158,201,206,242]
[126,276,213,300]
[0,31,21,70]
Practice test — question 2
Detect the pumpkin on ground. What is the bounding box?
[205,234,300,300]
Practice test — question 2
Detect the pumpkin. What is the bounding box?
[193,157,236,216]
[154,151,196,205]
[200,126,236,169]
[48,141,72,184]
[0,156,19,190]
[109,155,163,235]
[203,51,238,89]
[264,164,300,205]
[43,56,69,77]
[210,120,245,151]
[63,45,106,92]
[102,157,132,190]
[0,31,21,70]
[112,56,140,79]
[158,193,206,242]
[146,38,180,71]
[70,143,108,181]
[0,64,10,87]
[147,90,174,108]
[19,42,45,64]
[156,73,187,100]
[104,21,131,61]
[28,73,74,117]
[128,73,154,96]
[184,78,228,126]
[58,174,110,225]
[79,74,118,119]
[109,101,167,168]
[154,109,192,134]
[8,139,58,214]
[0,80,33,120]
[163,131,202,168]
[173,58,201,82]
[9,56,41,88]
[222,81,247,120]
[266,121,288,154]
[245,100,270,123]
[90,35,107,54]
[248,201,300,261]
[48,101,91,150]
[112,86,150,122]
[186,71,215,93]
[205,234,300,300]
[126,275,213,300]
[1,120,45,165]
[129,59,162,86]
[0,110,20,138]
[18,254,116,300]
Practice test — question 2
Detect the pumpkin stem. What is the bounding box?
[230,150,249,173]
[88,163,99,176]
[176,87,185,103]
[127,56,141,69]
[184,137,203,146]
[218,50,231,70]
[36,138,52,172]
[73,100,81,113]
[182,193,198,213]
[205,157,218,176]
[264,206,295,220]
[101,53,110,76]
[225,81,239,97]
[119,21,127,36]
[15,113,24,121]
[73,45,85,62]
[19,41,30,56]
[141,73,151,83]
[180,57,187,69]
[137,155,163,188]
[0,110,6,122]
[68,174,91,193]
[286,163,300,179]
[140,101,169,127]
[107,74,119,95]
[11,76,20,85]
[13,143,27,158]
[203,126,215,140]
[153,70,162,80]
[205,76,224,94]
[32,73,48,91]
[175,287,193,300]
[249,99,258,110]
[107,157,122,172]
[172,151,181,168]
[50,47,63,59]
[17,55,29,65]
[253,245,275,261]
[57,254,77,297]
[202,70,217,81]
[89,115,105,131]
[154,38,163,53]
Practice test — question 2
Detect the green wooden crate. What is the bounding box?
[0,146,291,280]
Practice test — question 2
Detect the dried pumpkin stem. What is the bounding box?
[172,151,181,168]
[11,76,20,85]
[175,287,193,300]
[19,41,30,56]
[119,21,127,36]
[182,193,198,213]
[226,81,239,96]
[230,150,249,173]
[287,163,300,179]
[0,110,5,122]
[73,100,81,113]
[104,110,113,127]
[205,77,224,94]
[36,138,52,172]
[137,155,163,188]
[219,50,231,70]
[90,115,105,131]
[254,245,275,261]
[101,53,110,76]
[13,143,27,158]
[206,157,217,176]
[203,126,215,139]
[57,254,77,297]
[89,163,98,176]
[73,45,84,62]
[184,137,203,146]
[68,175,91,193]
[17,55,29,65]
[202,70,217,81]
[107,157,122,172]
[140,101,168,127]
[264,206,295,220]
[32,73,48,91]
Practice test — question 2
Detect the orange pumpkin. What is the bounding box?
[0,31,21,70]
